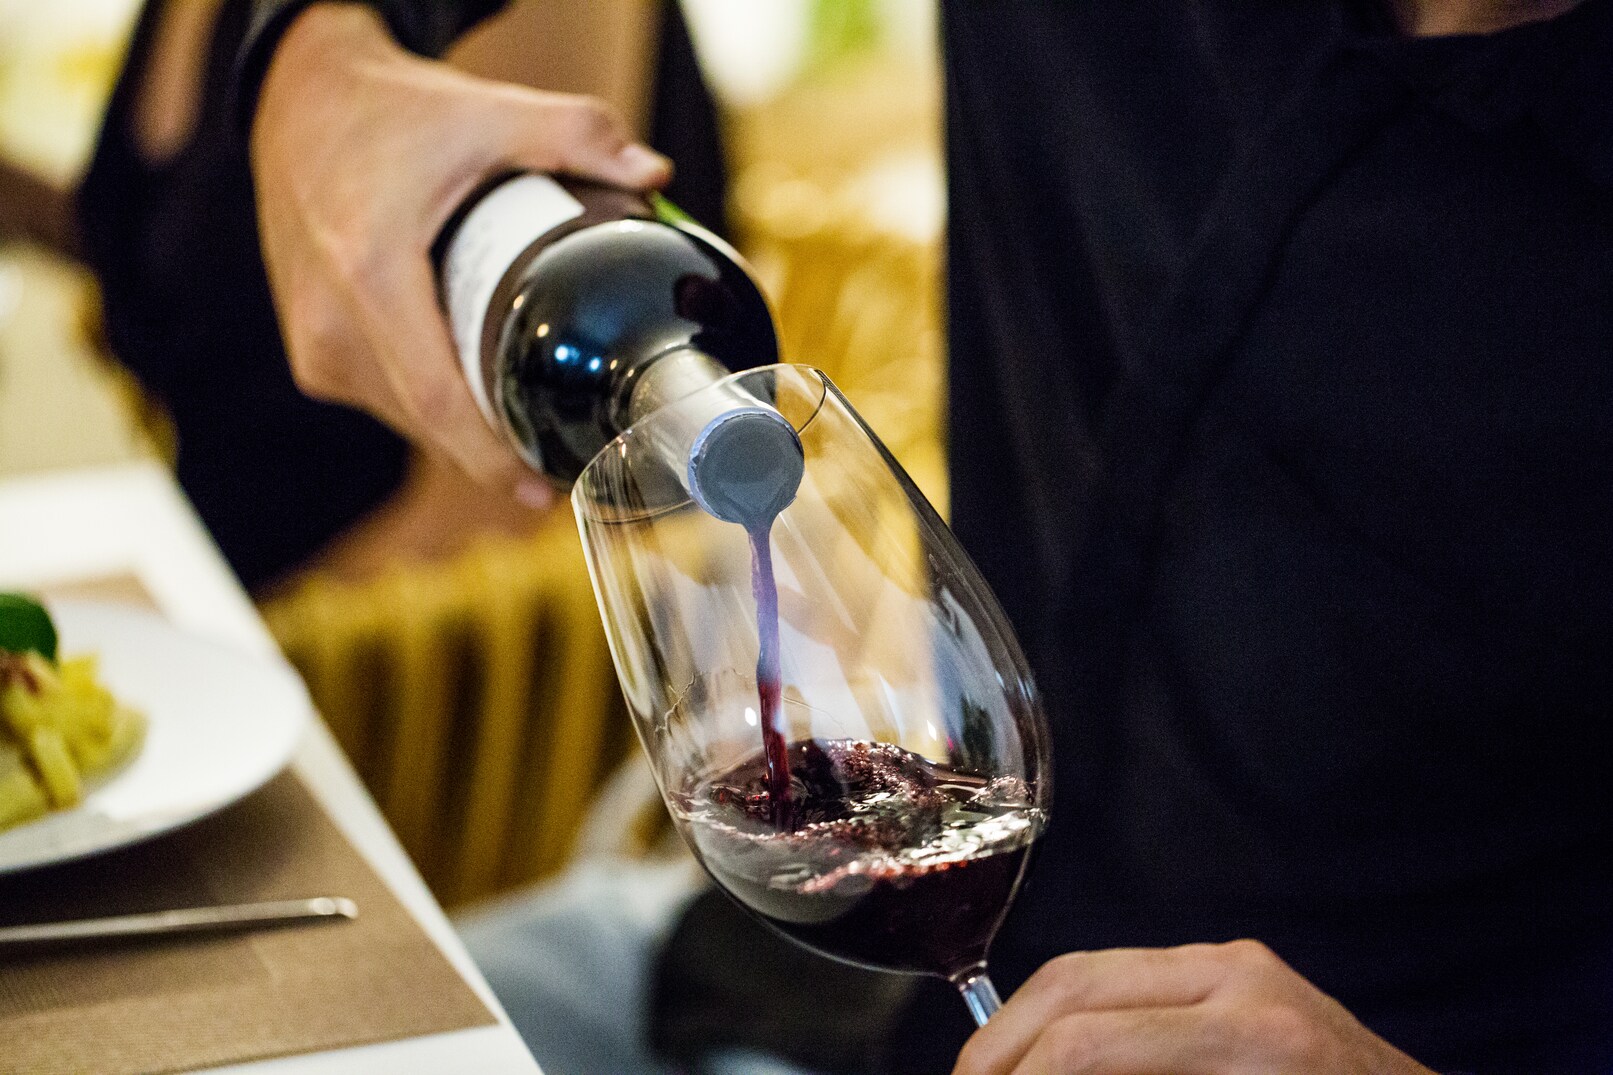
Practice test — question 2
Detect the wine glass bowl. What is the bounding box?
[573,364,1051,1022]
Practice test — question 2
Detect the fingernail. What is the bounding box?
[516,477,554,510]
[618,143,671,182]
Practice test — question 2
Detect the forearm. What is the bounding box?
[234,0,511,129]
[1385,0,1582,34]
[0,157,76,257]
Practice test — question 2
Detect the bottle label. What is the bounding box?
[442,174,584,425]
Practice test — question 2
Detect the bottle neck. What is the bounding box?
[624,349,804,527]
[620,347,731,429]
[438,171,783,486]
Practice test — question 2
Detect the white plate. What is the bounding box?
[0,600,311,874]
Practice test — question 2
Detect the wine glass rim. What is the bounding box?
[571,362,832,524]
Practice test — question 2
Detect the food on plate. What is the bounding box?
[0,595,146,830]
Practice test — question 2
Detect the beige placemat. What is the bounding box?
[0,576,496,1074]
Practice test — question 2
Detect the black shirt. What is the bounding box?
[232,1,1613,1070]
[938,3,1613,1072]
[81,0,410,592]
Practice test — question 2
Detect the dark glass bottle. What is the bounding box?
[435,173,801,523]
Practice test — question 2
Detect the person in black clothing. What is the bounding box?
[234,2,1612,1073]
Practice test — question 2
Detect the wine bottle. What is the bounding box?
[434,173,803,525]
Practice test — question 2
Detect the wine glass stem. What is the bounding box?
[955,969,1003,1027]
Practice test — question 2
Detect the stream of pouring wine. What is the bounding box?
[747,521,793,830]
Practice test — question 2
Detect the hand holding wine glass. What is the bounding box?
[951,941,1438,1075]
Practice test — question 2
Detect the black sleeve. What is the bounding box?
[233,0,511,131]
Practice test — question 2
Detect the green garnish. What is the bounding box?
[0,594,57,662]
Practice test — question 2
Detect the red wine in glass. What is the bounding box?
[677,738,1042,984]
[724,506,1045,1023]
[572,365,1052,1031]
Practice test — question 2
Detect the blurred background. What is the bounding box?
[0,0,943,909]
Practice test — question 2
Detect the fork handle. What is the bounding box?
[0,896,357,948]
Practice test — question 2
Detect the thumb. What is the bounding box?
[502,90,672,190]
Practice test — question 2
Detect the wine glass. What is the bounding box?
[572,364,1051,1026]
